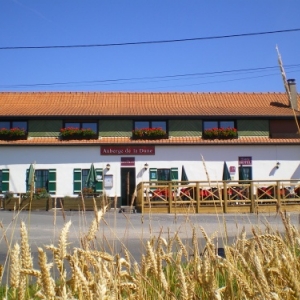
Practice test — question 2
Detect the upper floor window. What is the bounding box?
[0,121,27,131]
[203,120,237,140]
[64,122,97,133]
[133,121,167,139]
[134,121,167,131]
[203,120,235,131]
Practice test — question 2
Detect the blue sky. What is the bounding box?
[1,1,300,92]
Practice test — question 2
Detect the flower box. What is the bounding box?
[203,127,238,140]
[132,127,167,140]
[4,197,20,211]
[62,195,111,211]
[19,198,51,211]
[0,128,27,141]
[60,127,98,140]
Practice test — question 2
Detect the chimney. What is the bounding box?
[287,79,298,110]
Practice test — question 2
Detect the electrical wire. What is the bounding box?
[0,28,299,50]
[0,64,299,89]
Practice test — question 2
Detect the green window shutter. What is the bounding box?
[95,168,103,192]
[2,169,9,192]
[170,168,178,181]
[149,168,157,181]
[48,169,56,194]
[73,169,82,193]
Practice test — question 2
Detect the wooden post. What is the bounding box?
[276,180,281,212]
[250,181,254,213]
[196,182,200,213]
[142,182,145,214]
[168,182,172,213]
[223,181,227,213]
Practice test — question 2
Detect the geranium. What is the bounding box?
[132,127,167,139]
[60,127,97,140]
[81,187,94,195]
[0,127,27,140]
[203,127,237,139]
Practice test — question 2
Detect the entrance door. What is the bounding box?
[120,168,136,206]
[239,166,252,182]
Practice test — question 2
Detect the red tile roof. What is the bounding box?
[0,92,299,117]
[0,136,299,146]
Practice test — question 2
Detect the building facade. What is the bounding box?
[0,82,299,206]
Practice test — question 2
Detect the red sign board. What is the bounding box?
[238,156,252,165]
[229,166,236,173]
[121,157,135,166]
[101,146,155,155]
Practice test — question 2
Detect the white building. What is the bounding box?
[0,80,299,207]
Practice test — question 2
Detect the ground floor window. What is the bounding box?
[149,168,178,181]
[73,168,103,194]
[26,169,56,194]
[35,170,49,190]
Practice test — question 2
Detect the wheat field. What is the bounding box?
[1,206,300,299]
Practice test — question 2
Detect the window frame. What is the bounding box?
[63,121,98,134]
[134,120,168,132]
[149,167,178,182]
[0,120,28,131]
[35,169,49,191]
[203,120,236,131]
[73,168,103,194]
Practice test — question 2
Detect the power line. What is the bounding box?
[1,28,300,50]
[0,64,299,89]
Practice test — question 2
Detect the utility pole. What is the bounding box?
[276,45,300,134]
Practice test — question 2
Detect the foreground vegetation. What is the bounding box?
[1,207,300,299]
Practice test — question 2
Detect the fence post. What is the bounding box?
[223,181,227,213]
[276,180,281,212]
[196,182,200,213]
[168,182,172,213]
[250,181,254,213]
[141,182,144,214]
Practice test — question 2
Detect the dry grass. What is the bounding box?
[1,209,300,299]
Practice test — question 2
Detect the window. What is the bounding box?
[73,168,103,194]
[64,122,97,133]
[35,170,49,190]
[0,121,27,131]
[0,169,9,193]
[134,121,167,132]
[26,169,56,194]
[203,120,235,131]
[149,168,178,181]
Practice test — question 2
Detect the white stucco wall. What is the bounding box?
[1,144,300,197]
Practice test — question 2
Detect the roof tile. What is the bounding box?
[0,136,299,146]
[0,92,299,117]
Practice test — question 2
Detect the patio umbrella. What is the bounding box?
[27,163,35,189]
[222,162,231,181]
[181,165,189,182]
[86,163,96,188]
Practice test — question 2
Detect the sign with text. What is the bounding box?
[101,146,155,155]
[121,157,135,166]
[238,156,252,166]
